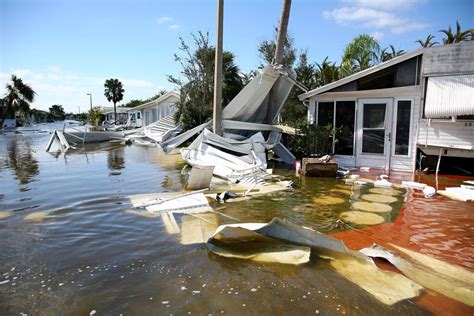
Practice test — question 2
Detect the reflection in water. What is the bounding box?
[107,147,125,170]
[4,138,39,184]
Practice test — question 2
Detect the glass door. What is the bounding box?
[356,99,393,169]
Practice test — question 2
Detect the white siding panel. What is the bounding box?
[417,119,474,150]
[425,75,474,118]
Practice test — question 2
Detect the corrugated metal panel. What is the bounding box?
[425,74,474,118]
[417,119,474,150]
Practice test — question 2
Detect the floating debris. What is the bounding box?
[330,254,422,306]
[368,188,403,196]
[361,194,397,204]
[24,211,51,222]
[339,211,384,225]
[361,244,474,307]
[313,196,345,205]
[352,201,392,213]
[0,211,13,220]
[208,225,311,265]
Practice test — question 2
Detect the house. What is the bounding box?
[102,106,129,125]
[299,42,474,173]
[127,91,180,128]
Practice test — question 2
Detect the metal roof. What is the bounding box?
[128,91,180,111]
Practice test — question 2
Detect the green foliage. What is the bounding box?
[380,45,405,62]
[415,34,439,48]
[287,123,337,159]
[340,34,380,77]
[439,21,473,44]
[104,78,124,123]
[88,106,102,126]
[280,51,317,126]
[258,27,296,69]
[49,104,66,121]
[168,31,243,131]
[123,90,167,108]
[1,75,36,128]
[316,57,339,86]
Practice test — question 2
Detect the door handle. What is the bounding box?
[388,132,392,142]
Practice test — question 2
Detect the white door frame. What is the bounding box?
[356,98,393,170]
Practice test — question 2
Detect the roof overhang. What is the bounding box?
[298,48,424,101]
[129,91,180,111]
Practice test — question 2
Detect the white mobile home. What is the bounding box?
[299,42,474,172]
[127,91,180,128]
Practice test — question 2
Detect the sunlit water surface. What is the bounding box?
[0,123,430,315]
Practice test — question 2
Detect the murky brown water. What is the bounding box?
[0,123,435,315]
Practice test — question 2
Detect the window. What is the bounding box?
[317,102,334,127]
[335,101,355,155]
[362,103,386,154]
[316,101,356,155]
[395,100,411,155]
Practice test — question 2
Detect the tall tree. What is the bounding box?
[49,104,66,121]
[280,50,317,126]
[258,27,297,70]
[1,75,36,128]
[168,31,243,131]
[316,57,340,86]
[415,34,439,48]
[340,34,380,77]
[104,78,124,123]
[380,45,405,62]
[439,21,473,44]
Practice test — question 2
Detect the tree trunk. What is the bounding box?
[274,0,292,65]
[113,102,117,124]
[0,111,6,129]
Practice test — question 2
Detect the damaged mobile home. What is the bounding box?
[299,42,474,173]
[160,64,298,181]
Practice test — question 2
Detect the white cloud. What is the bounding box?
[342,0,424,10]
[391,22,431,35]
[157,16,173,24]
[323,1,430,35]
[0,67,163,113]
[370,31,384,41]
[156,16,179,30]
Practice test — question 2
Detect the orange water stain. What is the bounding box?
[331,173,474,315]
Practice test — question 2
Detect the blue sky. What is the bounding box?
[1,0,473,113]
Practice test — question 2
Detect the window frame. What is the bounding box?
[392,98,414,157]
[315,98,357,157]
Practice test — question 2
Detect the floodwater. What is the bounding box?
[0,123,472,315]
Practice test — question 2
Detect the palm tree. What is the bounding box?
[316,57,339,86]
[1,75,36,128]
[415,34,439,48]
[104,78,124,124]
[340,34,380,77]
[440,21,473,44]
[380,45,405,62]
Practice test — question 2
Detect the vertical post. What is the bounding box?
[89,94,93,111]
[274,0,292,65]
[213,0,224,136]
[266,0,292,124]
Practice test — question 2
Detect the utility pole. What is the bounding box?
[213,0,224,136]
[87,93,93,112]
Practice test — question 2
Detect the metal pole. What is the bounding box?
[213,0,224,136]
[274,0,292,65]
[87,93,92,112]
